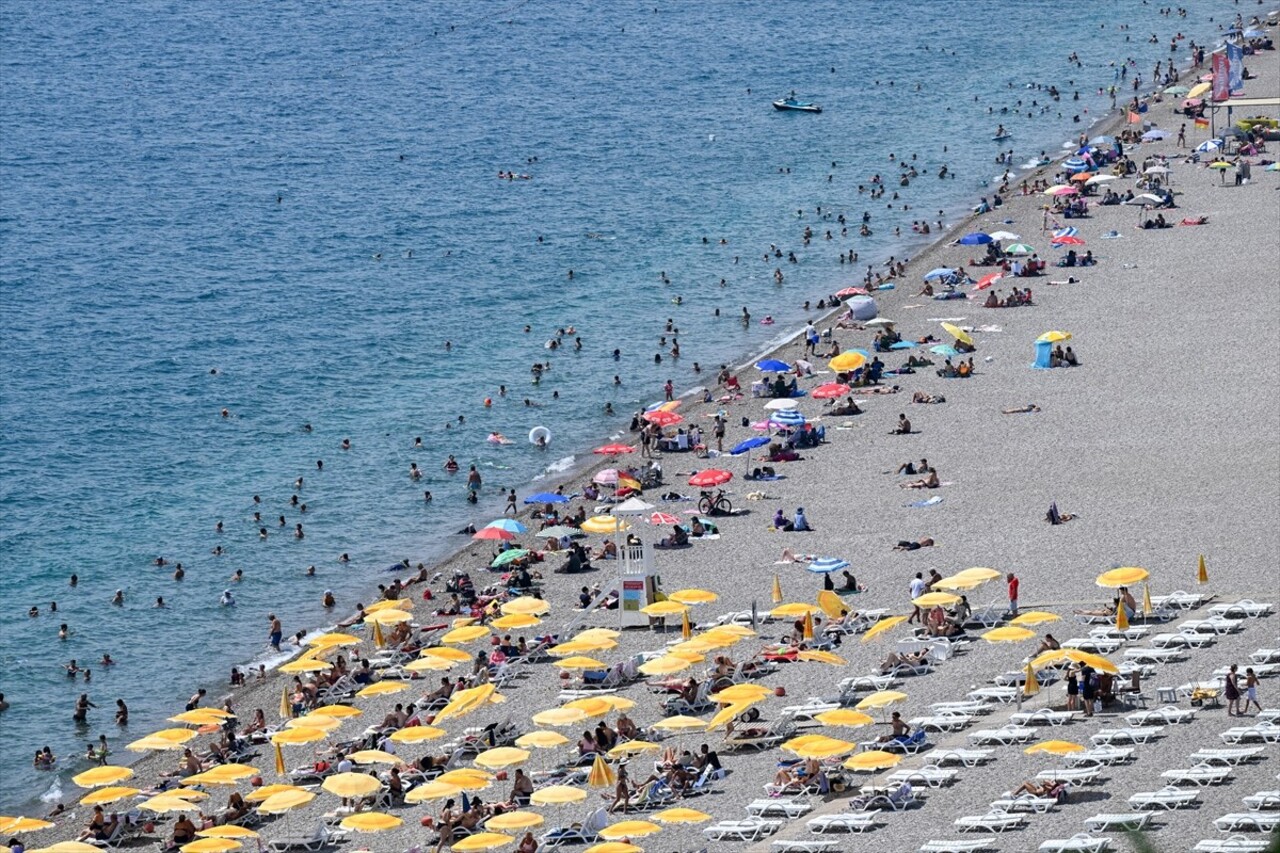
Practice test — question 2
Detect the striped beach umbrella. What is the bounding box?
[807,557,850,575]
[769,409,806,428]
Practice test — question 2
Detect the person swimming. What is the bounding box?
[220,590,235,606]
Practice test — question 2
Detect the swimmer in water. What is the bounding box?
[341,438,351,450]
[173,565,184,581]
[111,590,124,606]
[414,437,423,448]
[220,590,235,606]
[306,565,317,576]
[322,590,336,607]
[230,569,243,582]
[155,597,166,608]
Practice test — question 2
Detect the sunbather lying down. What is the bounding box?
[1010,779,1066,798]
[893,537,935,551]
[880,649,928,673]
[912,391,945,404]
[1002,403,1041,414]
[1045,502,1076,525]
[901,471,940,489]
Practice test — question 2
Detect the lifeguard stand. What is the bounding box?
[618,539,660,628]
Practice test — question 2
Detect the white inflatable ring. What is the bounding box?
[528,426,551,446]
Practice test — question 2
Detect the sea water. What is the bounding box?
[0,0,1228,807]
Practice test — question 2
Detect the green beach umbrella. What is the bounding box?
[491,549,530,568]
[1005,243,1035,256]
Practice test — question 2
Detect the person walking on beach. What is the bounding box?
[663,379,674,402]
[713,415,725,453]
[1225,664,1241,716]
[1005,572,1020,617]
[1243,667,1262,715]
[268,613,283,651]
[505,489,517,516]
[907,573,926,624]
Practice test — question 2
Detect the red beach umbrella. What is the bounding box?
[1052,236,1085,246]
[810,383,851,400]
[688,470,732,487]
[644,411,683,427]
[975,272,1004,291]
[648,512,680,526]
[834,287,868,298]
[594,443,636,455]
[472,527,515,541]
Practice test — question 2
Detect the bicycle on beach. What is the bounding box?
[698,489,732,516]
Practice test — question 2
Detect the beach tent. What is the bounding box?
[1033,340,1053,369]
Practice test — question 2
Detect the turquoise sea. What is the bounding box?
[0,0,1231,808]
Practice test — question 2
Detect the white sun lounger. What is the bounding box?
[805,812,878,834]
[1038,835,1111,853]
[966,686,1018,703]
[989,795,1057,814]
[1241,789,1280,810]
[954,812,1025,833]
[1084,812,1153,832]
[1214,812,1280,832]
[1010,709,1078,727]
[1190,746,1264,765]
[1129,786,1200,810]
[909,712,975,732]
[1062,637,1122,654]
[929,748,994,767]
[930,700,993,715]
[1035,767,1099,787]
[1122,647,1186,664]
[838,674,895,693]
[1151,632,1216,648]
[1160,764,1233,786]
[1126,705,1195,726]
[1220,722,1280,744]
[1257,709,1280,723]
[1249,648,1280,664]
[1089,626,1149,641]
[1150,590,1206,610]
[1193,837,1271,853]
[781,700,841,720]
[1069,746,1134,766]
[702,816,782,841]
[885,765,957,788]
[1178,618,1243,635]
[745,797,813,818]
[919,842,991,853]
[969,726,1036,745]
[772,841,841,853]
[1214,663,1280,680]
[1209,600,1273,619]
[1091,726,1163,745]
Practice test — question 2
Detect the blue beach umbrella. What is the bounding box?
[1195,139,1223,153]
[808,557,850,574]
[923,267,954,280]
[756,359,791,372]
[524,492,569,505]
[1052,227,1078,239]
[486,519,528,534]
[729,436,771,455]
[1141,129,1170,141]
[769,410,806,428]
[957,233,992,245]
[930,344,959,357]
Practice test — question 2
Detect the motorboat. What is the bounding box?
[773,96,822,113]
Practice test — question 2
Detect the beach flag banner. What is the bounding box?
[1211,52,1230,101]
[1194,117,1210,129]
[771,575,783,604]
[1197,554,1209,585]
[1226,42,1244,94]
[1127,110,1141,124]
[617,472,642,492]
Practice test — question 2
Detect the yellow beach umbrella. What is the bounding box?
[844,750,902,771]
[452,833,516,852]
[713,684,773,703]
[356,681,409,698]
[931,575,987,591]
[956,567,1002,581]
[347,750,403,766]
[550,638,618,656]
[581,515,630,534]
[912,591,960,608]
[271,727,329,745]
[364,608,412,625]
[279,659,332,674]
[27,844,102,853]
[706,701,752,732]
[1023,663,1040,696]
[500,596,551,616]
[828,351,867,372]
[491,613,542,630]
[981,626,1036,643]
[584,845,643,853]
[640,600,688,617]
[305,632,361,648]
[531,785,587,806]
[180,839,241,853]
[1116,605,1130,632]
[405,781,462,803]
[0,818,55,835]
[310,704,362,719]
[532,707,588,727]
[388,725,447,744]
[573,627,621,642]
[817,590,848,620]
[782,735,856,759]
[1031,649,1118,675]
[1025,740,1085,756]
[650,715,706,732]
[1037,330,1071,344]
[196,826,259,840]
[587,754,616,788]
[861,615,907,643]
[770,602,818,618]
[940,322,973,346]
[322,772,382,798]
[243,784,304,804]
[422,645,475,662]
[1187,81,1212,99]
[170,708,235,725]
[73,766,134,788]
[651,807,711,825]
[1197,554,1209,585]
[1142,585,1153,617]
[139,794,203,813]
[487,812,545,831]
[798,649,846,666]
[669,589,718,605]
[405,657,457,673]
[608,741,661,758]
[365,598,412,614]
[435,684,503,723]
[680,609,692,640]
[706,624,755,638]
[566,695,635,713]
[183,764,259,786]
[515,730,570,749]
[813,710,875,729]
[638,656,690,676]
[802,611,815,640]
[286,715,341,733]
[599,821,662,840]
[771,575,784,604]
[81,786,141,806]
[441,625,491,645]
[257,789,316,814]
[1097,567,1149,588]
[558,698,612,719]
[340,812,402,833]
[1011,611,1060,627]
[855,690,908,711]
[437,769,496,790]
[474,747,532,769]
[553,656,609,671]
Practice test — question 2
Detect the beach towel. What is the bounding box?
[905,496,943,508]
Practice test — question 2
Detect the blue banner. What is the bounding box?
[1226,42,1244,94]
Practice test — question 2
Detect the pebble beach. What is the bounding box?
[6,9,1280,853]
